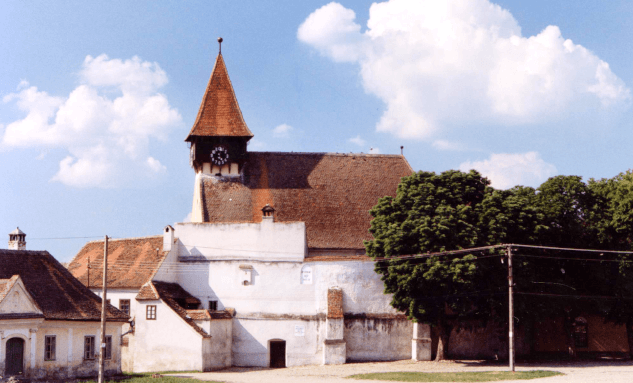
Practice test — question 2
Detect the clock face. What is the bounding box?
[210,146,229,166]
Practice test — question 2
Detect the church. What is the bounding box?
[68,41,429,372]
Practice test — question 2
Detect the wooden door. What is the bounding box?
[6,337,25,376]
[269,340,286,368]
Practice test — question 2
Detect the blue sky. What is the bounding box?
[1,0,632,262]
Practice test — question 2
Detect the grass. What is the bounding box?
[76,372,221,383]
[347,370,563,382]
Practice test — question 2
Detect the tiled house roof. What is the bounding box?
[0,249,129,321]
[68,236,167,289]
[185,53,253,141]
[199,152,413,250]
[137,281,211,338]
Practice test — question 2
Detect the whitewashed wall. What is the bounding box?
[132,300,206,372]
[0,319,122,379]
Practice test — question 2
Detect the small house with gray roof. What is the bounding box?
[1,231,128,380]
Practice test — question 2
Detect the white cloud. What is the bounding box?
[298,0,630,139]
[1,54,182,188]
[432,139,465,151]
[272,123,293,138]
[459,151,556,189]
[247,139,267,150]
[349,135,366,146]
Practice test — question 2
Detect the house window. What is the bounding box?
[45,335,56,361]
[105,336,112,360]
[574,317,588,348]
[146,305,157,320]
[84,336,96,360]
[209,300,218,311]
[120,299,130,315]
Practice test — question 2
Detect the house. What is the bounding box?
[68,42,428,372]
[1,230,129,379]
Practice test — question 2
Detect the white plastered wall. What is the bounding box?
[0,319,123,379]
[132,300,206,372]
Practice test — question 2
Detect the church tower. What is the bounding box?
[187,38,253,222]
[185,37,253,177]
[8,227,26,250]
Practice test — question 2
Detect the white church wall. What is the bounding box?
[344,316,412,361]
[232,317,325,367]
[198,319,232,370]
[174,221,306,262]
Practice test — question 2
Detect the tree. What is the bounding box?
[365,170,540,360]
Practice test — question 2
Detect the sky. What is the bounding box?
[1,0,632,262]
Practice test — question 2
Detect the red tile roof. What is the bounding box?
[68,236,167,289]
[0,249,129,321]
[186,309,232,320]
[199,152,413,250]
[137,281,211,338]
[185,53,253,141]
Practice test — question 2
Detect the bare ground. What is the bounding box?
[169,359,633,383]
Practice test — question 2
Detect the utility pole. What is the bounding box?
[98,235,108,383]
[507,245,515,372]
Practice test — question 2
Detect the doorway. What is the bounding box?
[269,340,286,368]
[6,337,25,376]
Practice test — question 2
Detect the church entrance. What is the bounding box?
[6,337,25,376]
[269,340,286,368]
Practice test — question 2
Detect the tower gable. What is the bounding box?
[186,53,253,141]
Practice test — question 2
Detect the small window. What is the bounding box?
[120,299,130,315]
[573,317,588,348]
[209,300,218,311]
[105,336,112,360]
[146,305,157,320]
[84,336,95,360]
[45,335,56,361]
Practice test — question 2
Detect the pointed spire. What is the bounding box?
[185,39,253,142]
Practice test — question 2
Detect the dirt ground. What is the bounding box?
[170,359,633,383]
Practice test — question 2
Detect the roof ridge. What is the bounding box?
[249,151,406,158]
[81,235,162,244]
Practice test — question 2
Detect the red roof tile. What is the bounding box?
[186,53,253,141]
[187,309,233,320]
[68,236,167,289]
[199,152,413,250]
[0,250,129,321]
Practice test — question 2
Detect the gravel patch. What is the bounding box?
[170,359,633,383]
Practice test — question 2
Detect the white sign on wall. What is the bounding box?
[294,325,305,337]
[301,265,312,284]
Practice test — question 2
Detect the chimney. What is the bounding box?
[9,227,26,250]
[163,225,175,252]
[261,204,275,222]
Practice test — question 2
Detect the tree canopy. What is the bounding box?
[365,169,633,360]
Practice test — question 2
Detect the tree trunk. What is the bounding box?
[435,319,453,361]
[563,315,576,358]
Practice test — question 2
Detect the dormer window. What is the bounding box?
[262,204,275,220]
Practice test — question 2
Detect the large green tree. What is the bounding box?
[365,170,541,360]
[368,170,633,360]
